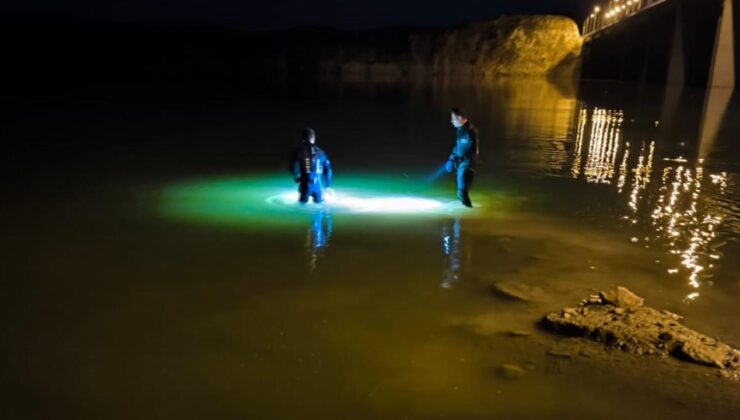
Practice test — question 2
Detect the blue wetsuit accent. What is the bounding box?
[291,144,332,203]
[446,122,479,193]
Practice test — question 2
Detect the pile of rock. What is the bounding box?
[542,287,740,377]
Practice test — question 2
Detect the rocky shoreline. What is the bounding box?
[542,287,740,380]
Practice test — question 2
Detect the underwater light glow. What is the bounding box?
[157,173,503,230]
[267,191,445,213]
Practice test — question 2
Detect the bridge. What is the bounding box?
[580,0,736,88]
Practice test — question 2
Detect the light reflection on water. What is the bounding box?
[440,216,462,289]
[583,108,623,184]
[567,104,736,299]
[493,79,579,173]
[307,210,332,272]
[651,164,726,299]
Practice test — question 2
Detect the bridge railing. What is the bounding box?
[583,0,668,35]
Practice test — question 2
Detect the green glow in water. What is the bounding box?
[159,173,508,229]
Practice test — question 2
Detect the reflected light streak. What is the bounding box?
[441,217,462,288]
[583,108,623,184]
[571,106,588,178]
[617,142,630,192]
[571,104,731,300]
[628,141,655,213]
[651,162,725,298]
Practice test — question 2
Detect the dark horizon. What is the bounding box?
[2,0,592,31]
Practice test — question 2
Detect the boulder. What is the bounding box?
[599,286,644,308]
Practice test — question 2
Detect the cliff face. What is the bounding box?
[442,16,583,77]
[312,16,583,82]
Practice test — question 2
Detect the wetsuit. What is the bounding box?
[290,143,332,203]
[445,121,479,205]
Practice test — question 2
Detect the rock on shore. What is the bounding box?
[542,287,740,378]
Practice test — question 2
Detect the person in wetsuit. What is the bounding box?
[445,107,479,207]
[290,127,333,203]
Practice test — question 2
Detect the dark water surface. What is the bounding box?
[2,79,739,419]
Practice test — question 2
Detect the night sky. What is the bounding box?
[3,0,593,30]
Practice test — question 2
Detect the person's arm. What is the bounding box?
[289,149,301,182]
[446,140,458,172]
[323,153,332,188]
[449,138,459,160]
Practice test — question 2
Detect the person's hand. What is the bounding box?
[324,188,336,200]
[294,176,301,183]
[445,160,454,173]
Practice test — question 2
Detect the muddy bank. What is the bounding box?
[542,287,740,379]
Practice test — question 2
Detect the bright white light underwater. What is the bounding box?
[267,190,453,214]
[159,174,484,230]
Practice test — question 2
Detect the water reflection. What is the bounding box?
[651,163,727,299]
[495,79,579,144]
[571,106,588,179]
[486,78,579,174]
[572,105,734,299]
[585,108,623,184]
[441,216,462,289]
[570,107,625,184]
[306,210,333,271]
[627,141,655,215]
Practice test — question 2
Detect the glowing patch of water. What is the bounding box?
[267,190,447,214]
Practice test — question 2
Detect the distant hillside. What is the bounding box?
[0,16,582,94]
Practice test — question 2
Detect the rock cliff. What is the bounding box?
[305,16,583,82]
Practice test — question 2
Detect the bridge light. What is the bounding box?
[594,6,601,12]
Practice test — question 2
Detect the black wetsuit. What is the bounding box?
[446,121,479,205]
